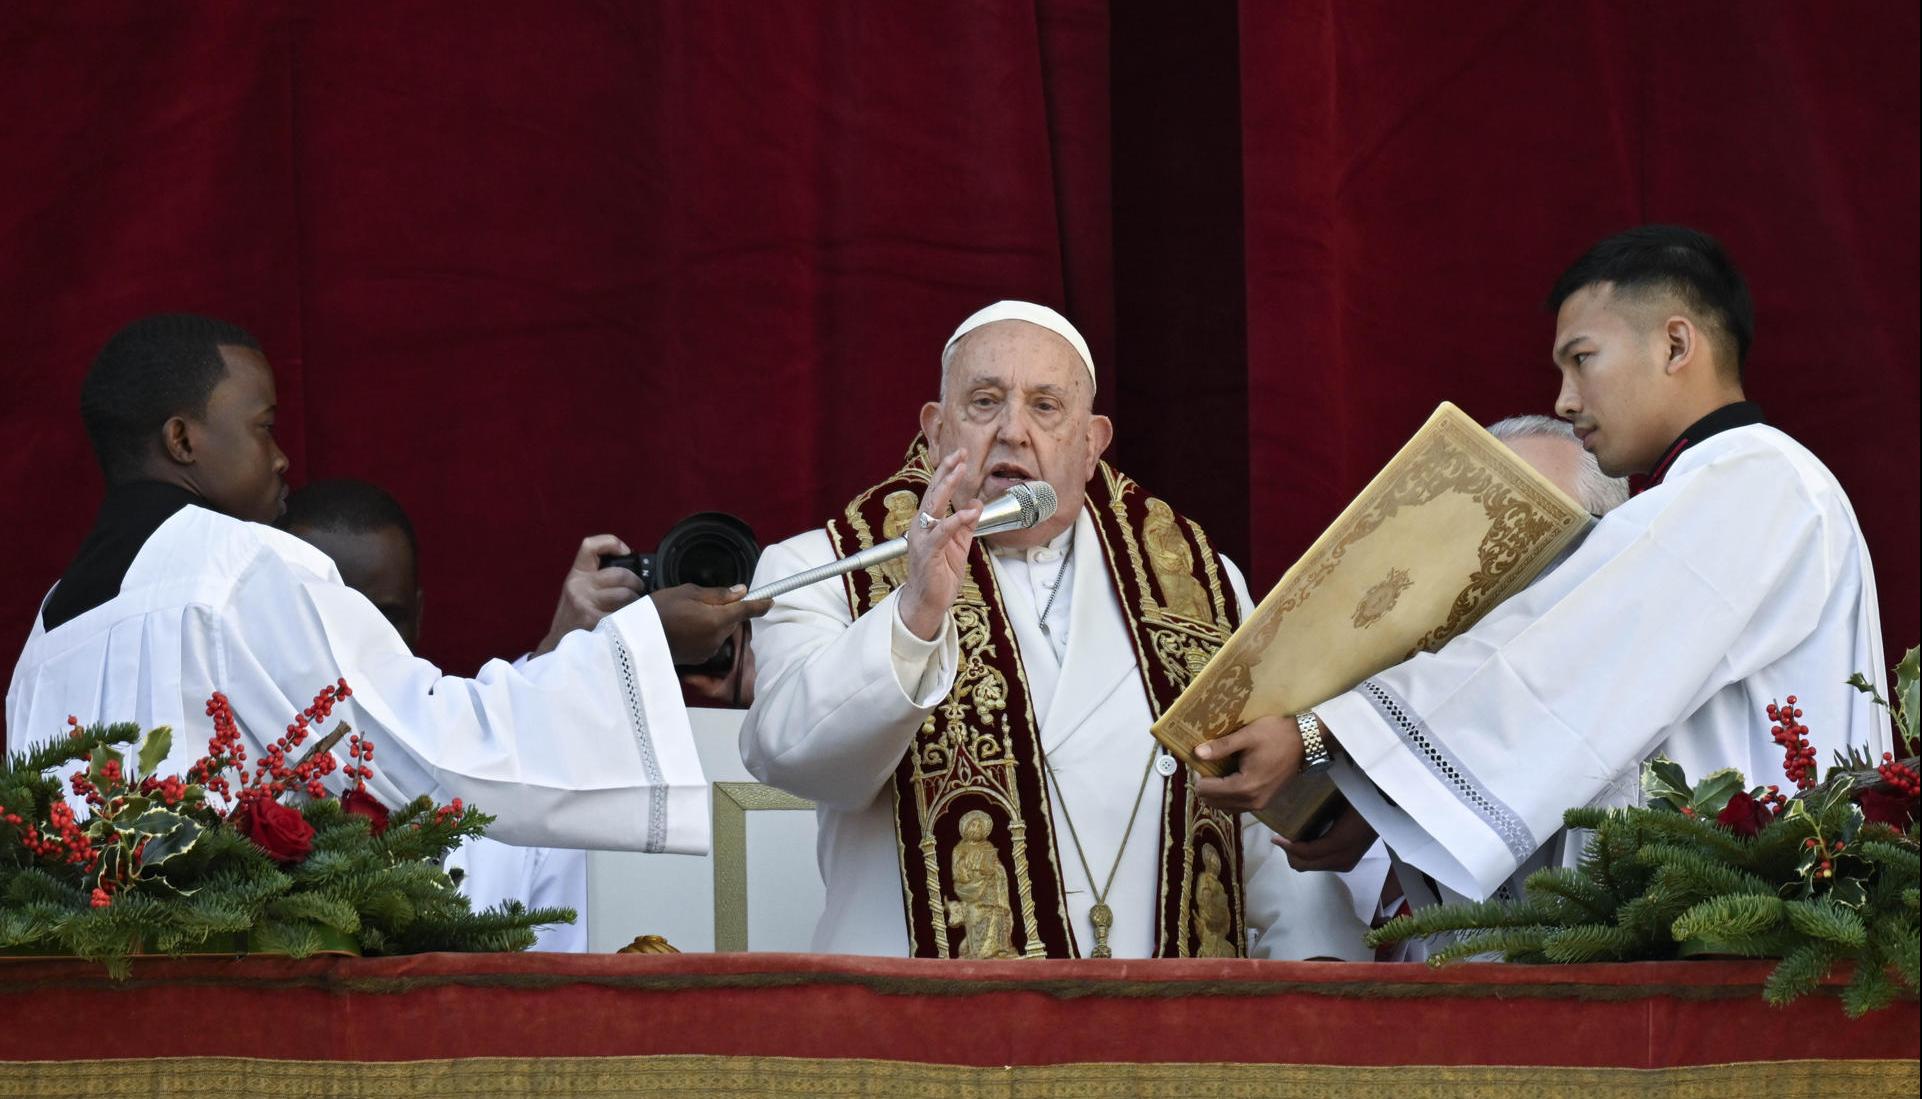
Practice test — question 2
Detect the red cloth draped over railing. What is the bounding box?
[0,953,1915,1095]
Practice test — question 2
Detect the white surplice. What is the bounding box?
[6,503,708,855]
[1318,424,1888,902]
[741,506,1372,959]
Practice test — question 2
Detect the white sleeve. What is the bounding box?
[1321,445,1834,899]
[739,531,958,808]
[215,550,707,854]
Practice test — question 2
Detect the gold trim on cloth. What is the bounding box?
[711,782,816,952]
[4,1056,1914,1099]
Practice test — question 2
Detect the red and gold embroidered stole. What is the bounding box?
[827,440,1245,958]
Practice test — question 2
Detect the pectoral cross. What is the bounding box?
[1089,902,1114,958]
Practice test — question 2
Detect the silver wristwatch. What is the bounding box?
[1296,711,1330,769]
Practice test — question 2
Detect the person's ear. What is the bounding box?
[160,415,196,465]
[919,401,944,448]
[1662,316,1696,376]
[1085,414,1114,478]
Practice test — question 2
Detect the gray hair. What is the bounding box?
[1487,414,1630,515]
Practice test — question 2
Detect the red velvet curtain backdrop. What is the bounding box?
[1,2,1915,747]
[0,0,1112,745]
[1240,0,1920,668]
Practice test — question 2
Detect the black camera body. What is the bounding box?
[601,512,759,676]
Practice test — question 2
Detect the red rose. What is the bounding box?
[340,789,390,836]
[1715,791,1773,838]
[232,797,315,864]
[1858,786,1919,830]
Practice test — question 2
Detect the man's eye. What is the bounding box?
[1573,353,1591,367]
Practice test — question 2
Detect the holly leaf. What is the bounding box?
[1894,646,1919,751]
[1838,803,1865,844]
[1688,769,1746,816]
[1829,874,1869,909]
[138,817,203,870]
[121,809,188,837]
[136,726,174,781]
[1642,758,1693,810]
[1846,672,1887,706]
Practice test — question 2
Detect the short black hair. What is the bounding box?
[80,313,262,483]
[1546,225,1754,379]
[280,479,419,559]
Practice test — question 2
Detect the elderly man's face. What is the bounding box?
[1502,433,1587,507]
[919,320,1113,549]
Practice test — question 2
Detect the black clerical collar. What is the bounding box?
[1645,401,1767,488]
[40,481,206,632]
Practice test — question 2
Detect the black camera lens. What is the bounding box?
[596,512,760,680]
[655,512,759,590]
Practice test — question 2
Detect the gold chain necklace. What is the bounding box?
[1043,745,1159,958]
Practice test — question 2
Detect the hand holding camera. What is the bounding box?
[534,534,649,656]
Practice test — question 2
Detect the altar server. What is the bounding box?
[7,314,766,854]
[1198,227,1888,903]
[281,479,589,950]
[742,301,1367,959]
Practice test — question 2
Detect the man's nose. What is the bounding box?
[1554,374,1581,421]
[272,442,291,475]
[995,404,1032,447]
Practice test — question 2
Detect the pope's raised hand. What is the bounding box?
[898,449,983,641]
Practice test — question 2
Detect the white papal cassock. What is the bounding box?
[7,502,708,855]
[1319,423,1887,902]
[742,506,1373,960]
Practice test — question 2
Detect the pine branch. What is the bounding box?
[1876,913,1920,989]
[1762,942,1839,1006]
[1639,843,1774,902]
[1670,893,1786,944]
[1633,810,1751,864]
[1541,923,1643,963]
[1782,897,1868,948]
[1425,926,1553,965]
[266,892,362,935]
[1523,866,1619,923]
[1841,941,1898,1018]
[1366,896,1555,948]
[1858,840,1921,884]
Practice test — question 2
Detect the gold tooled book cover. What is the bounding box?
[1152,402,1593,836]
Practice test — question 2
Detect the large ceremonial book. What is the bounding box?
[1151,402,1593,838]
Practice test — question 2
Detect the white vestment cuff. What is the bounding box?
[1318,688,1516,900]
[888,591,959,707]
[603,597,709,855]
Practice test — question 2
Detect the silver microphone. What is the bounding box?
[745,481,1059,601]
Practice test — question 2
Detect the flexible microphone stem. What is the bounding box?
[745,481,1058,601]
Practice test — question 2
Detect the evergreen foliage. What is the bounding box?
[0,695,573,979]
[1369,760,1919,1016]
[1370,654,1922,1017]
